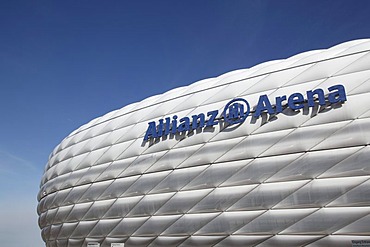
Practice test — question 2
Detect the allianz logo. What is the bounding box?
[143,84,346,141]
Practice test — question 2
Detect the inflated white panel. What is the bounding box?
[103,196,142,219]
[228,180,308,211]
[305,235,370,247]
[195,211,264,235]
[188,185,256,213]
[319,146,370,178]
[281,207,370,235]
[109,217,149,237]
[235,208,317,235]
[39,39,370,247]
[181,162,247,191]
[133,215,181,236]
[119,151,167,177]
[177,139,242,168]
[261,121,350,156]
[216,129,294,162]
[221,153,302,187]
[53,205,73,224]
[328,178,370,207]
[95,157,136,182]
[127,192,175,217]
[178,235,225,247]
[334,213,370,235]
[255,235,324,247]
[155,189,212,215]
[146,144,203,173]
[274,176,369,209]
[150,165,208,194]
[312,118,370,150]
[70,221,98,238]
[83,199,115,220]
[123,236,154,247]
[213,235,271,247]
[121,171,171,197]
[65,202,93,222]
[203,75,268,105]
[97,175,139,200]
[266,146,362,182]
[162,213,219,236]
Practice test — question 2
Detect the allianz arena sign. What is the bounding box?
[38,40,370,247]
[144,84,347,141]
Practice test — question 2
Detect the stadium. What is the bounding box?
[38,39,370,247]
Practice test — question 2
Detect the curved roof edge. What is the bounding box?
[55,38,370,154]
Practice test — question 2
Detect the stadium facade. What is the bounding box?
[38,39,370,247]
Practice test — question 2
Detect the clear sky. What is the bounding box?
[1,0,370,246]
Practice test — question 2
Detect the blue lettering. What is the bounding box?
[144,122,158,141]
[178,117,190,132]
[307,88,326,107]
[143,84,347,141]
[164,117,171,135]
[171,115,178,134]
[328,84,347,103]
[254,95,274,117]
[288,93,304,110]
[192,113,205,129]
[157,119,164,136]
[275,95,286,113]
[206,110,219,127]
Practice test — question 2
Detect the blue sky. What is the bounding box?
[1,0,370,246]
